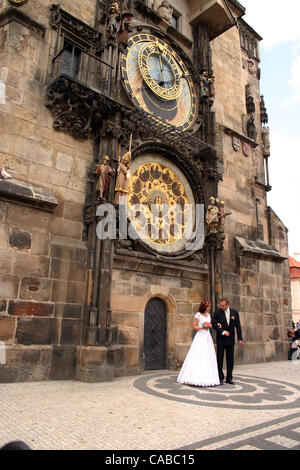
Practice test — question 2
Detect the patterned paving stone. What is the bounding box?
[0,361,299,450]
[264,434,300,449]
[236,445,262,450]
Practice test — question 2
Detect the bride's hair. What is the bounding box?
[199,300,210,313]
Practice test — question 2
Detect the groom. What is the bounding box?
[212,298,243,385]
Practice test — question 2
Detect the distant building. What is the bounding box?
[290,254,300,325]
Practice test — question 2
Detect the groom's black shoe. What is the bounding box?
[226,379,235,385]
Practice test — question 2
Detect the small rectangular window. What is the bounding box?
[170,9,181,31]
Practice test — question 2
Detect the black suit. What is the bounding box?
[212,308,243,382]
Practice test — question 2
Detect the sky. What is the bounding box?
[240,0,300,256]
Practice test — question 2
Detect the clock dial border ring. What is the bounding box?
[121,33,197,131]
[138,42,183,101]
[127,153,196,255]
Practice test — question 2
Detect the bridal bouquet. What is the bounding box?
[202,322,212,329]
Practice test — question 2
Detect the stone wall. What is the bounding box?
[0,1,93,381]
[0,1,293,382]
[210,24,292,362]
[0,197,88,381]
[111,258,209,371]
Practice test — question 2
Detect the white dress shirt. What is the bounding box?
[222,307,230,335]
[225,306,230,325]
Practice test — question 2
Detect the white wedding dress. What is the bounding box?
[177,312,220,387]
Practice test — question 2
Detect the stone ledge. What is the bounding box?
[0,178,58,212]
[0,7,46,36]
[224,125,259,148]
[114,249,209,280]
[235,236,285,262]
[255,177,272,192]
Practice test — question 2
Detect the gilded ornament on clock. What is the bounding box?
[127,161,191,249]
[8,0,28,4]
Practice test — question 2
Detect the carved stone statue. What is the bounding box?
[200,72,215,104]
[152,0,160,12]
[157,1,173,24]
[208,75,215,106]
[200,71,209,98]
[96,156,114,201]
[107,2,120,39]
[246,84,255,114]
[218,201,231,234]
[206,196,220,234]
[247,116,257,141]
[260,95,268,125]
[262,126,270,157]
[114,151,131,204]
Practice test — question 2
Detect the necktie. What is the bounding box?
[226,308,230,324]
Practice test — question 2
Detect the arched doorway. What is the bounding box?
[144,297,167,370]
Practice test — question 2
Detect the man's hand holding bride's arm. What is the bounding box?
[216,322,230,336]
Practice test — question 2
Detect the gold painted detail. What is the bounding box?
[8,0,28,4]
[121,33,197,131]
[127,162,191,247]
[138,42,183,100]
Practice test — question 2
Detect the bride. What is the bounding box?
[177,300,220,387]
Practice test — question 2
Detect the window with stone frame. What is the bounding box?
[238,20,260,61]
[170,8,181,31]
[50,4,101,82]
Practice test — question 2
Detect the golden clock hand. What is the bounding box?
[158,53,164,84]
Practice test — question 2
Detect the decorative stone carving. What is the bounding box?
[114,151,131,203]
[96,156,115,201]
[260,95,269,125]
[157,1,173,24]
[246,116,257,141]
[247,58,256,74]
[242,142,251,157]
[152,0,160,13]
[45,76,119,139]
[206,196,220,234]
[50,4,101,45]
[262,126,271,157]
[232,136,241,152]
[246,84,255,114]
[199,71,215,103]
[117,11,134,49]
[101,1,134,48]
[219,201,231,234]
[106,2,120,40]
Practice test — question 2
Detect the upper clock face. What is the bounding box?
[122,34,197,131]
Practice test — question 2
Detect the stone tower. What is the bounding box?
[0,0,292,382]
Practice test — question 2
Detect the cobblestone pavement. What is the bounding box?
[0,361,299,450]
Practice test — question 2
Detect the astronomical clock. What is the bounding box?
[121,33,200,256]
[121,33,197,131]
[127,154,196,255]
